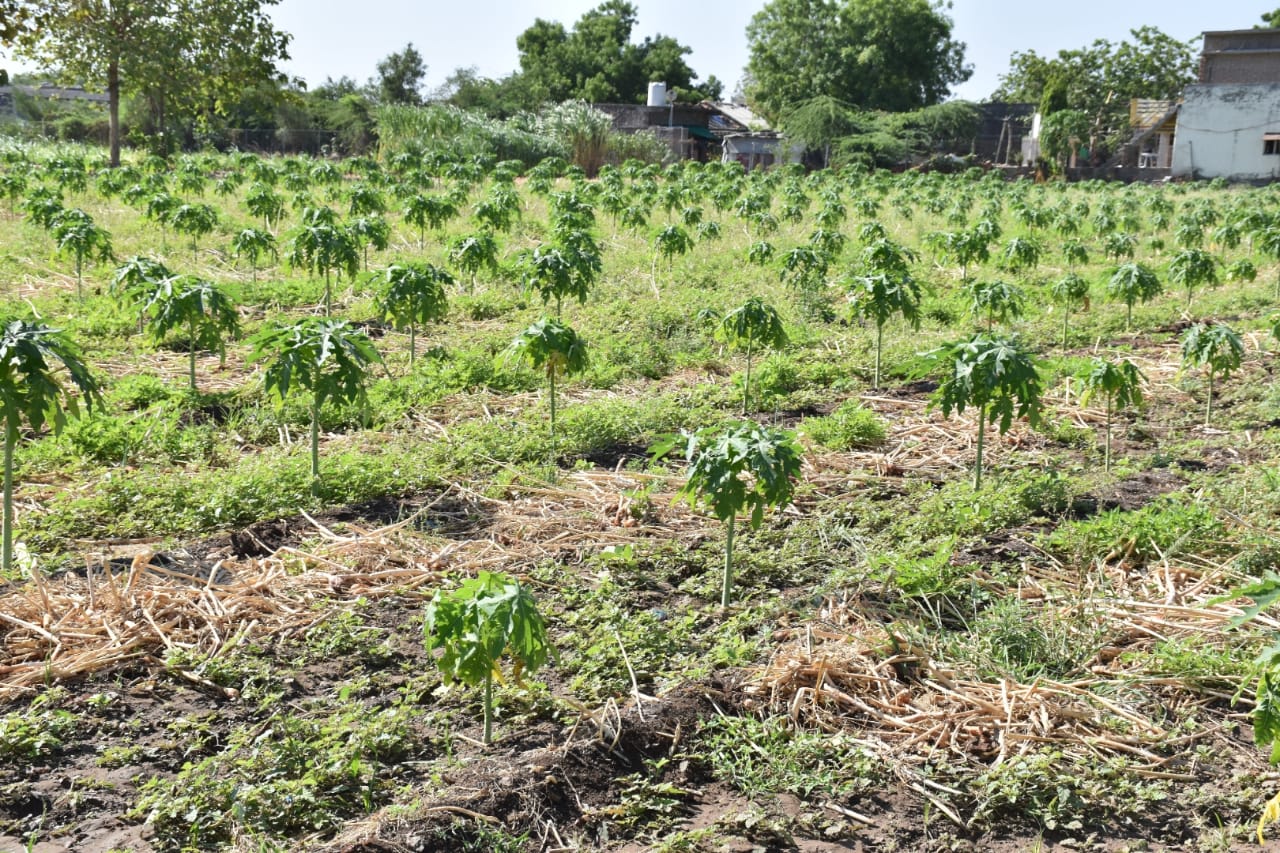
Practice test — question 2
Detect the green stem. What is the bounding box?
[1126,301,1133,332]
[188,318,198,392]
[743,338,753,414]
[324,270,331,316]
[483,670,493,745]
[974,405,986,490]
[3,421,13,575]
[874,321,884,389]
[1104,395,1112,473]
[310,395,321,492]
[409,323,416,368]
[1062,309,1069,350]
[1205,370,1214,427]
[722,514,736,608]
[548,369,557,480]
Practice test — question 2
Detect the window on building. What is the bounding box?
[1265,133,1280,155]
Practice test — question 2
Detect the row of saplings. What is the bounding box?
[0,279,1253,742]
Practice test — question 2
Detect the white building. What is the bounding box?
[1172,29,1280,181]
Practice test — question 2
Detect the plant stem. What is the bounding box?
[3,421,13,575]
[310,395,321,493]
[722,514,736,608]
[874,321,884,389]
[548,369,557,480]
[1062,310,1069,350]
[483,670,493,745]
[1104,395,1112,472]
[188,317,198,392]
[409,323,416,368]
[974,405,986,490]
[324,270,331,316]
[743,338,753,414]
[1126,302,1133,332]
[1205,370,1213,427]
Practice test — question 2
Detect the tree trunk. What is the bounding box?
[310,395,321,492]
[108,60,121,168]
[548,369,557,480]
[874,321,884,389]
[483,670,494,745]
[974,405,987,490]
[1104,395,1112,472]
[188,318,198,392]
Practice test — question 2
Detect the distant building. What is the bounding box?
[1172,28,1280,181]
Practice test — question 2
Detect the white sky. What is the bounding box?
[5,1,1274,101]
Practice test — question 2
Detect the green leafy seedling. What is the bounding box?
[1078,357,1144,472]
[717,297,788,413]
[424,571,552,745]
[375,262,452,368]
[0,321,101,573]
[928,334,1043,490]
[653,422,803,607]
[1106,262,1162,331]
[248,318,383,490]
[145,276,241,392]
[503,318,589,477]
[1180,322,1243,427]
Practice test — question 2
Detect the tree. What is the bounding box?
[965,279,1025,332]
[652,224,693,295]
[992,27,1195,152]
[745,0,971,124]
[928,334,1043,489]
[289,210,358,315]
[14,0,291,167]
[1262,8,1280,28]
[231,227,277,286]
[1180,322,1244,427]
[716,298,788,413]
[447,231,499,294]
[248,318,383,489]
[168,202,218,260]
[514,1,718,104]
[0,320,101,573]
[423,571,552,745]
[144,276,241,392]
[1078,357,1144,472]
[374,263,452,367]
[503,318,589,476]
[653,422,803,607]
[375,43,427,106]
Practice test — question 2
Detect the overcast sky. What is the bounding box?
[6,1,1274,101]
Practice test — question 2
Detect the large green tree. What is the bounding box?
[375,42,427,106]
[745,0,970,124]
[992,26,1195,149]
[515,1,720,104]
[13,0,290,166]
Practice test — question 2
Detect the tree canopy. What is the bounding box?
[375,42,427,106]
[745,0,971,124]
[992,26,1195,147]
[515,1,721,104]
[12,0,290,166]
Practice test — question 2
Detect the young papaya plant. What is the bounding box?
[230,227,278,287]
[144,276,241,392]
[1168,248,1219,308]
[1107,262,1163,331]
[928,334,1043,489]
[111,256,172,333]
[965,279,1025,332]
[168,202,218,261]
[348,214,390,272]
[53,211,113,300]
[447,231,499,294]
[652,421,803,607]
[1180,322,1244,427]
[248,318,383,490]
[374,263,452,367]
[244,182,286,232]
[503,318,589,475]
[404,193,458,249]
[0,320,101,573]
[289,210,359,315]
[652,224,693,295]
[1049,273,1090,349]
[717,297,788,413]
[1078,357,1144,472]
[845,269,921,389]
[423,571,552,745]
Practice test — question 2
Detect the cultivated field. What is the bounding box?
[1,143,1279,852]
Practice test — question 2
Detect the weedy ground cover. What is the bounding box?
[0,141,1279,851]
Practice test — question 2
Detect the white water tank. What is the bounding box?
[646,82,667,107]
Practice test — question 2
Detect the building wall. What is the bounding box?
[1172,84,1280,180]
[1200,30,1280,83]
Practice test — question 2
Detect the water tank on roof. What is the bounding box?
[647,82,667,107]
